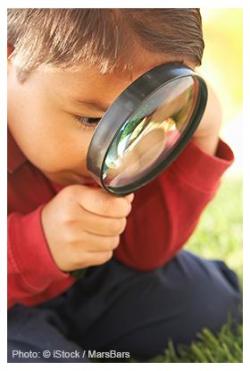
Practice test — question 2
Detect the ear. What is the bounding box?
[8,43,14,59]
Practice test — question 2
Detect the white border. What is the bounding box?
[1,1,249,370]
[0,3,7,368]
[2,0,248,9]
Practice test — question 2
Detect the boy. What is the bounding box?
[7,9,241,362]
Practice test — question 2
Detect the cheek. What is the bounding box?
[8,95,93,173]
[34,125,92,173]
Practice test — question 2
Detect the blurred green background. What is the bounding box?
[191,8,243,275]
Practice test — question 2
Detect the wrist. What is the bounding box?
[191,82,222,156]
[191,133,220,156]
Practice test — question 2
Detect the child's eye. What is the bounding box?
[76,116,101,128]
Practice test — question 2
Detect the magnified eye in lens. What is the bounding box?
[102,76,199,189]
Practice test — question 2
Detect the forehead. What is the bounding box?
[34,49,194,111]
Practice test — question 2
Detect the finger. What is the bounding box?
[70,230,121,253]
[125,193,135,203]
[71,250,114,270]
[85,250,114,267]
[76,208,127,237]
[71,185,133,218]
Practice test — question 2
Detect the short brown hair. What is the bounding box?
[8,8,204,79]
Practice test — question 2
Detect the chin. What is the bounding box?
[43,170,95,186]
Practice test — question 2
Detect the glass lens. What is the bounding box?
[102,76,199,190]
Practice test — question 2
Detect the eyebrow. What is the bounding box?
[73,98,109,113]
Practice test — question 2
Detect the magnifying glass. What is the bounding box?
[87,63,208,196]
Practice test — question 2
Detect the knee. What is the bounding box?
[177,262,242,341]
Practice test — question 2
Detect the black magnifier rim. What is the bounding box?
[105,75,207,195]
[87,63,208,195]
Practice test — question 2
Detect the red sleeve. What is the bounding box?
[8,205,75,308]
[114,139,234,271]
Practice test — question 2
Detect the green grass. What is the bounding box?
[150,322,242,363]
[150,175,243,363]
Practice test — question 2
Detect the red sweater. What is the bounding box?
[8,131,234,309]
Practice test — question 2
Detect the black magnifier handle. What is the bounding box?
[71,269,87,279]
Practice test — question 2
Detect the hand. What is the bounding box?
[41,185,134,272]
[192,83,223,155]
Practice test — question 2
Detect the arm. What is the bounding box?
[8,206,75,308]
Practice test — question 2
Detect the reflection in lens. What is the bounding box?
[102,76,198,189]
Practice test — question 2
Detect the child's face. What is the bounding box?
[8,50,194,186]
